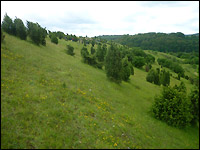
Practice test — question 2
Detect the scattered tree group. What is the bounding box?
[2,13,47,46]
[146,68,170,86]
[157,58,185,77]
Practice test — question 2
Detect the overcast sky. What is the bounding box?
[1,1,199,37]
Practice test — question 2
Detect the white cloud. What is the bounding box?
[1,1,199,37]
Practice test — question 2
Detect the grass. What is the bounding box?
[1,33,199,149]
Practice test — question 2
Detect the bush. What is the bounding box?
[152,83,193,127]
[51,35,58,44]
[66,45,75,56]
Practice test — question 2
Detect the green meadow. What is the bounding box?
[1,33,199,149]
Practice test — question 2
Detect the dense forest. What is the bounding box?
[98,32,199,53]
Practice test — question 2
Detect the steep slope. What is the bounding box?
[1,33,199,149]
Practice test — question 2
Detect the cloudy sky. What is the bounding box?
[1,1,199,37]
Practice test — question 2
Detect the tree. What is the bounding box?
[189,87,199,125]
[154,69,160,85]
[96,43,107,62]
[160,69,170,86]
[27,21,46,45]
[41,27,47,46]
[91,39,95,47]
[105,43,122,83]
[146,69,155,83]
[146,68,160,85]
[2,13,15,35]
[122,56,132,81]
[81,47,89,62]
[90,46,95,54]
[14,17,27,40]
[83,38,86,46]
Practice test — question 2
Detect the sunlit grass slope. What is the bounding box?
[1,33,199,149]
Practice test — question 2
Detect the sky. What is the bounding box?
[1,1,199,37]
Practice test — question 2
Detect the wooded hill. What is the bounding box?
[97,32,199,53]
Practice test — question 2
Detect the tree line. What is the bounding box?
[1,13,47,46]
[1,13,81,46]
[98,32,199,53]
[157,58,185,78]
[80,42,157,83]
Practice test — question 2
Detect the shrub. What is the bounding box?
[51,35,58,44]
[66,45,75,56]
[152,83,193,127]
[184,75,189,80]
[145,54,155,64]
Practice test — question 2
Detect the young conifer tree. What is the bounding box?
[2,13,15,35]
[14,17,27,40]
[122,56,132,81]
[105,43,122,83]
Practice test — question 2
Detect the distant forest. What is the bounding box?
[97,32,199,53]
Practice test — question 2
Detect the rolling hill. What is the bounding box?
[1,32,199,149]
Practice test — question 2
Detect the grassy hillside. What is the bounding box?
[1,33,199,149]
